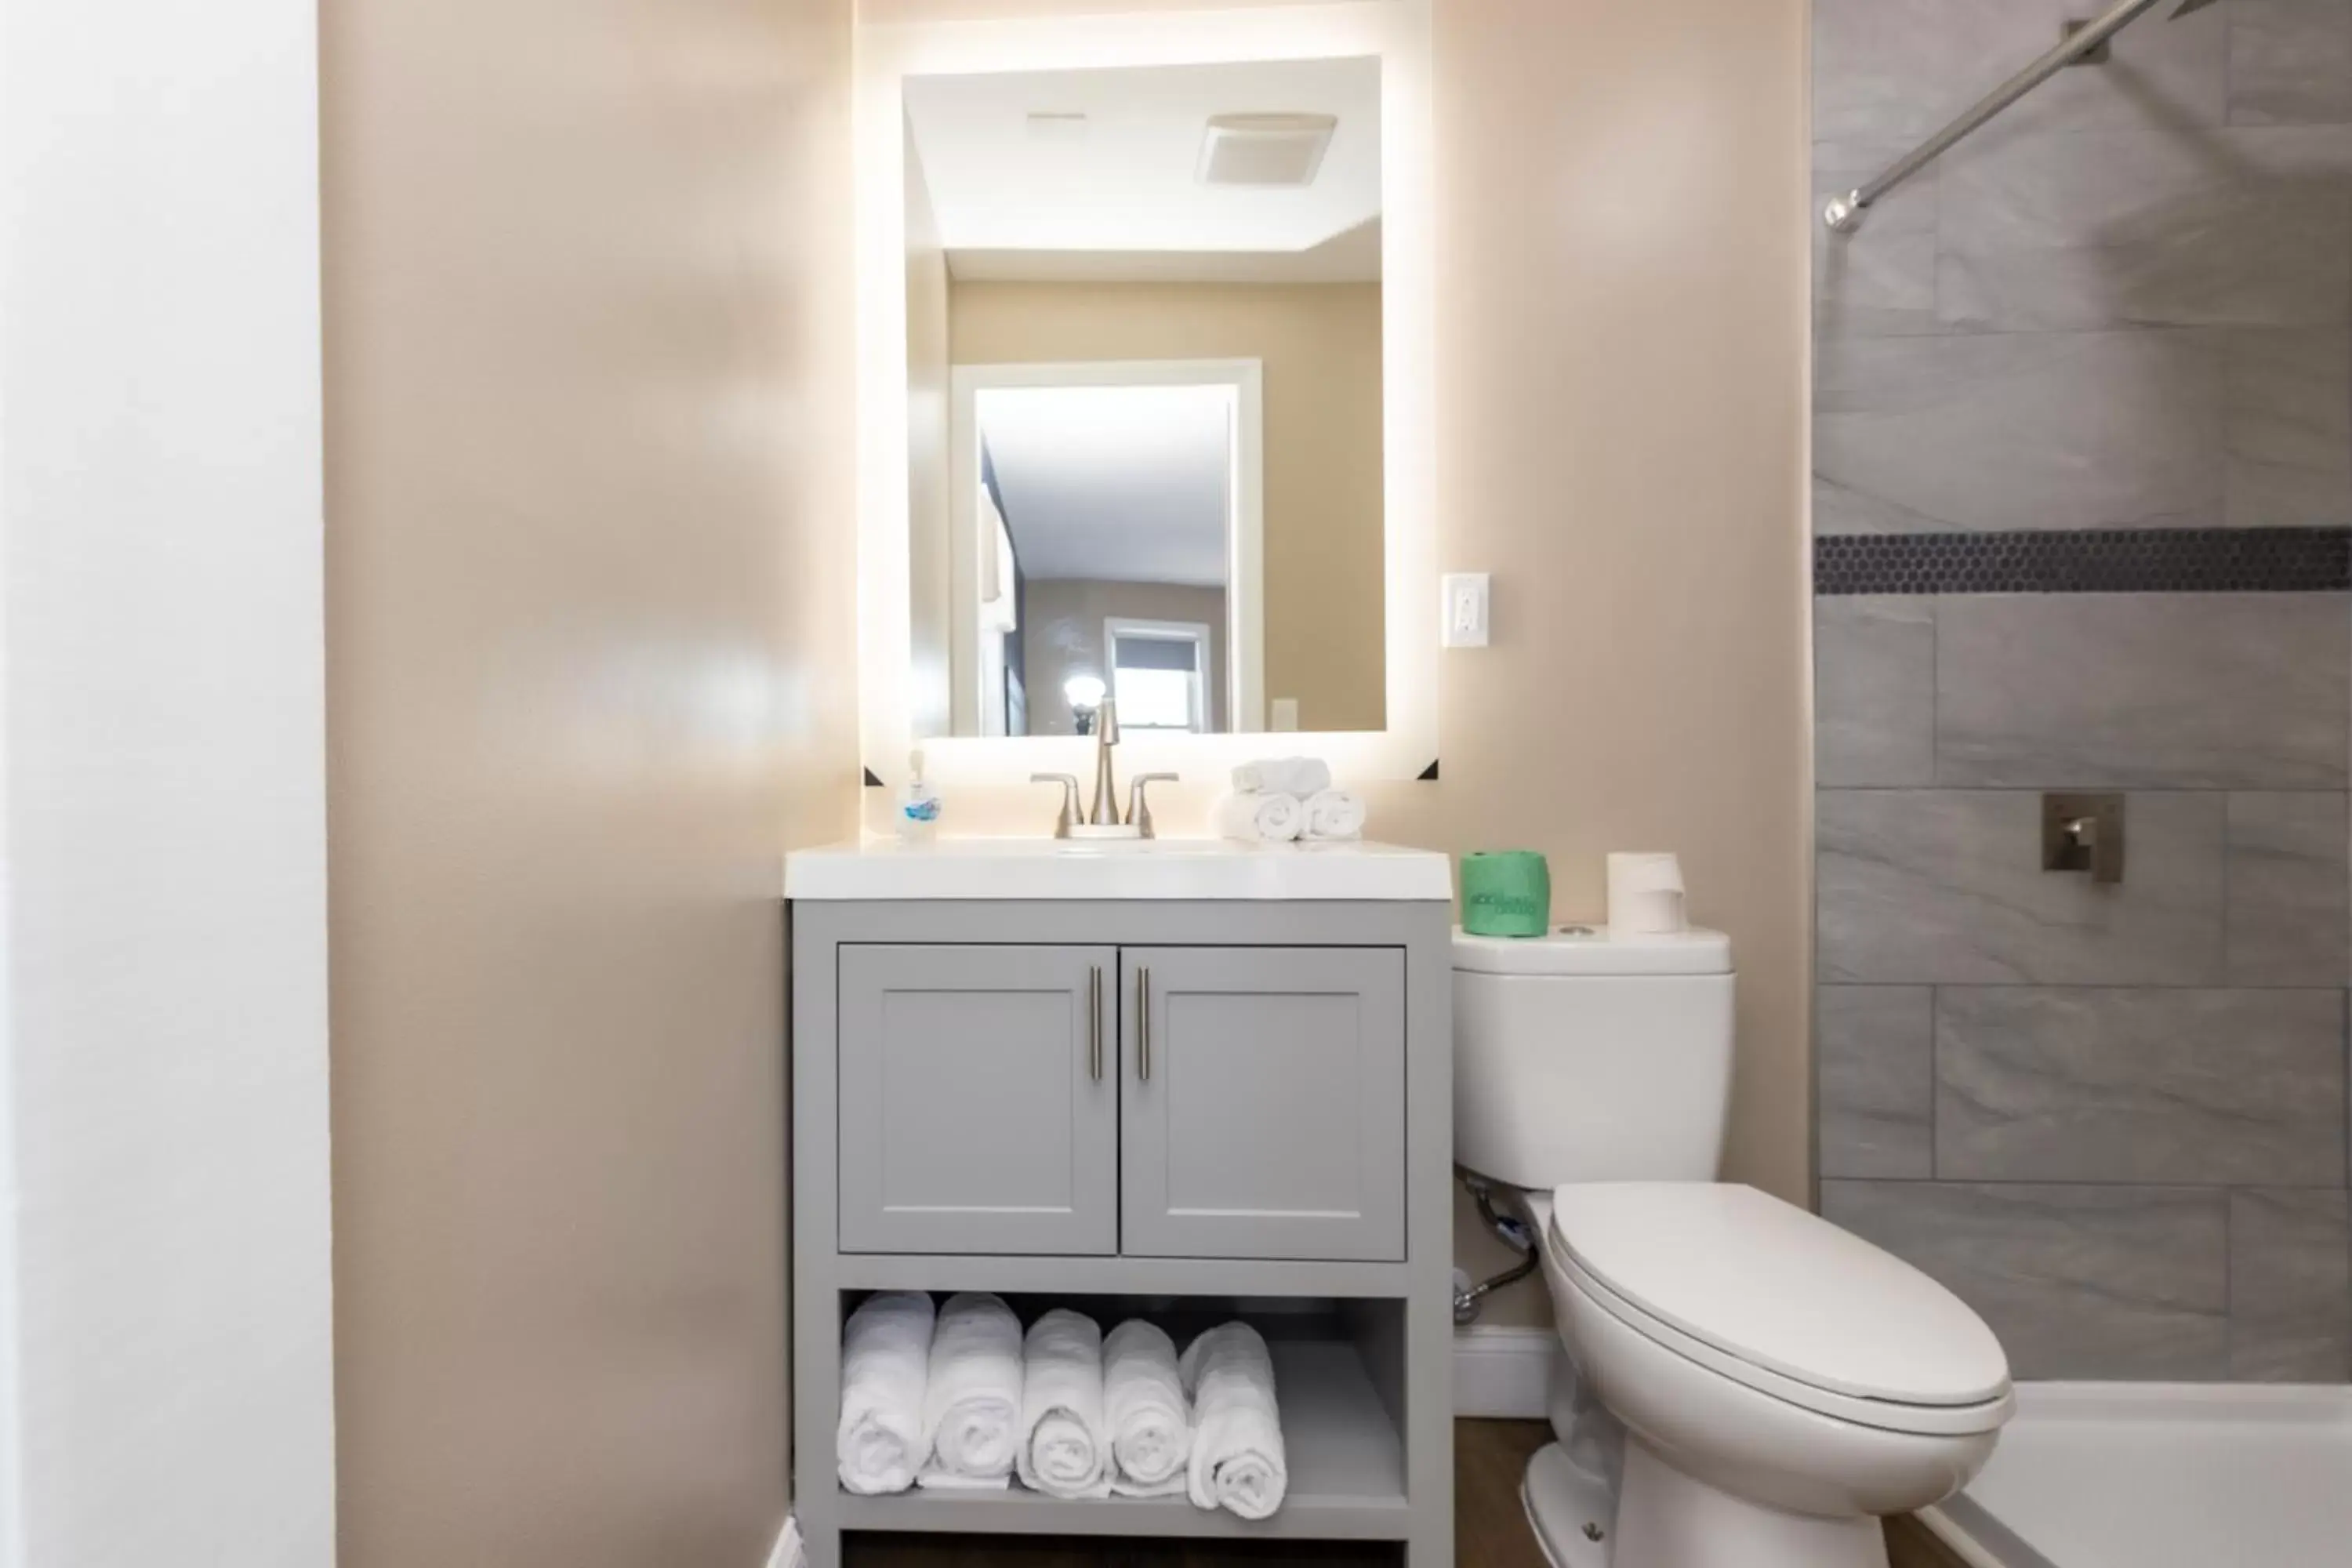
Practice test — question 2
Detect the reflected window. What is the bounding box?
[1109,620,1209,732]
[1112,668,1195,730]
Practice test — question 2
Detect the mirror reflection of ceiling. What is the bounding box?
[981,385,1232,587]
[904,57,1381,285]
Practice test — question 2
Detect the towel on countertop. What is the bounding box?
[919,1292,1023,1490]
[837,1290,935,1495]
[1214,791,1304,844]
[1104,1319,1192,1497]
[1301,789,1367,842]
[1180,1323,1287,1519]
[1016,1308,1113,1499]
[1232,757,1331,799]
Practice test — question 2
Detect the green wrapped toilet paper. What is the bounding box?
[1460,851,1552,937]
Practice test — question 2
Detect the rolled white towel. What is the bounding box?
[1232,757,1330,798]
[1016,1308,1112,1499]
[1105,1319,1192,1497]
[837,1291,935,1495]
[1301,789,1367,842]
[919,1292,1022,1489]
[1180,1323,1287,1519]
[1214,791,1304,844]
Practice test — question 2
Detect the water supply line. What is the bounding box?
[1454,1168,1540,1326]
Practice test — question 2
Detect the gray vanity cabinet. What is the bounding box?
[789,891,1456,1568]
[1120,946,1404,1261]
[837,943,1118,1255]
[837,941,1403,1262]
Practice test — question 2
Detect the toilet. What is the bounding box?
[1453,925,2013,1568]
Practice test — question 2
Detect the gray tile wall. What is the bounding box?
[1813,0,2352,1382]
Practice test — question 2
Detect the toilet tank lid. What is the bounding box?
[1451,926,1731,976]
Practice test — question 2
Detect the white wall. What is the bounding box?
[0,0,335,1562]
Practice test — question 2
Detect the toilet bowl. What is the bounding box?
[1519,1185,2009,1568]
[1450,924,2013,1568]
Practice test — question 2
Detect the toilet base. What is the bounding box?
[1521,1442,1613,1568]
[1616,1436,1889,1568]
[1525,1436,1892,1568]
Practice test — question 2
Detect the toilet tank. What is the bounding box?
[1453,926,1735,1189]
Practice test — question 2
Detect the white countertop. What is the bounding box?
[785,837,1453,902]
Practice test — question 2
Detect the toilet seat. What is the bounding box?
[1544,1183,2013,1439]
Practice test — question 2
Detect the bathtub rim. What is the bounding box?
[1916,1380,2352,1567]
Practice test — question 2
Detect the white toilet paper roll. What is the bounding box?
[1606,851,1688,937]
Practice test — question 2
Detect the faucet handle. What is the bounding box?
[1029,772,1082,839]
[1126,773,1179,840]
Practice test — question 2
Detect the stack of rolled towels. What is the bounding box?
[1214,757,1366,844]
[837,1292,1287,1519]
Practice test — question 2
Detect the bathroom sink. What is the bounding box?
[1047,835,1232,855]
[784,836,1450,902]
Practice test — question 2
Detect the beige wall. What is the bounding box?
[323,0,856,1562]
[906,132,955,740]
[1409,0,1813,1321]
[888,0,1815,1328]
[953,281,1387,734]
[1024,579,1231,735]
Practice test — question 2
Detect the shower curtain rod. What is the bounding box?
[1824,0,2223,232]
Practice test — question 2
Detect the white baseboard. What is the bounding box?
[765,1514,804,1568]
[1454,1324,1557,1419]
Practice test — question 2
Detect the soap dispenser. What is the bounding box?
[898,750,942,842]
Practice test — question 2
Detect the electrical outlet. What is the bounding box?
[1270,698,1300,731]
[1441,572,1490,648]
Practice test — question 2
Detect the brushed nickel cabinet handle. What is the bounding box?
[1087,966,1102,1081]
[1137,967,1151,1082]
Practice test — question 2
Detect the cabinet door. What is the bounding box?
[1120,947,1405,1261]
[838,945,1117,1254]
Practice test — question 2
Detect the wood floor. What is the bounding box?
[845,1420,1960,1568]
[1452,1417,1551,1568]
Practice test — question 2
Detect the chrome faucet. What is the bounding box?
[1029,697,1178,838]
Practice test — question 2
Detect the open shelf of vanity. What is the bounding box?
[786,866,1456,1568]
[829,1294,1410,1542]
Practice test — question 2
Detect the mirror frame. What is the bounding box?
[856,1,1437,788]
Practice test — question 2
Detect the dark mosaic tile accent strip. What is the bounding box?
[1817,528,2352,596]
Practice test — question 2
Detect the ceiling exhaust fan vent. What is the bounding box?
[1196,113,1338,187]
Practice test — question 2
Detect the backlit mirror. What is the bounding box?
[902,56,1387,739]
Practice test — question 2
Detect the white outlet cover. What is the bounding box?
[1442,572,1490,647]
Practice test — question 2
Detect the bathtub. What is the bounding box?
[1917,1382,2352,1566]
